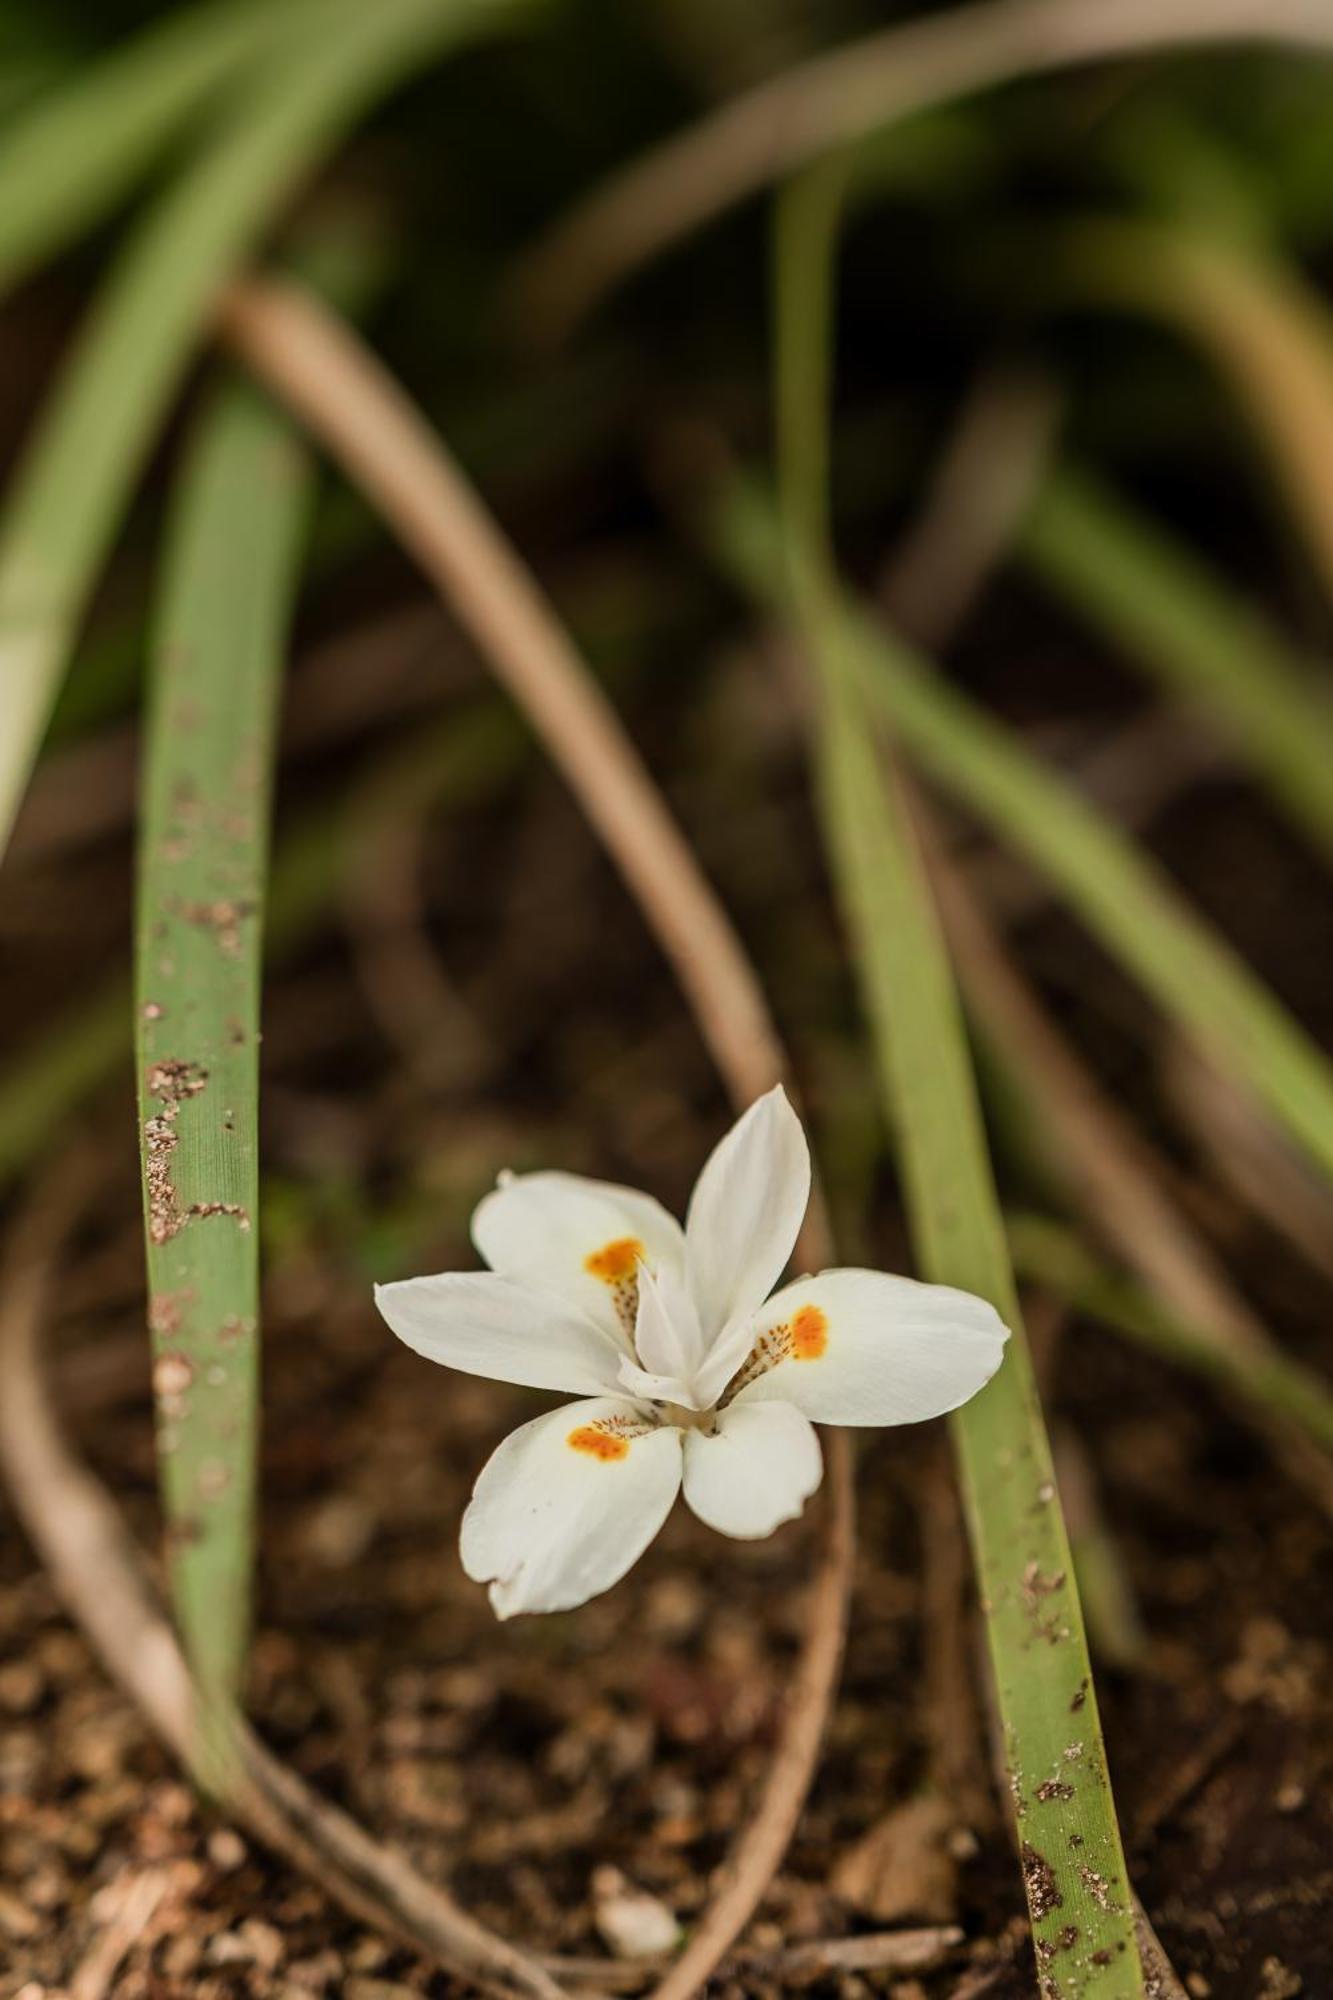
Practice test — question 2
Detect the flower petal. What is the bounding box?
[616,1356,700,1409]
[685,1085,810,1341]
[691,1310,764,1411]
[472,1171,685,1341]
[634,1261,706,1381]
[376,1271,623,1396]
[730,1268,1008,1425]
[460,1398,683,1617]
[682,1400,823,1539]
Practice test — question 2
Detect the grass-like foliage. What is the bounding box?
[0,0,326,293]
[771,166,1145,1995]
[0,0,520,860]
[135,376,311,1701]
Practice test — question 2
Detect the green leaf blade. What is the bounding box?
[135,379,310,1701]
[816,675,1141,1980]
[0,0,523,863]
[772,170,1145,1993]
[0,0,324,296]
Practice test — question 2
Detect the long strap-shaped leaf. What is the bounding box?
[773,169,1145,1995]
[720,485,1333,1192]
[0,0,329,293]
[0,0,521,861]
[135,377,310,1701]
[1020,463,1333,865]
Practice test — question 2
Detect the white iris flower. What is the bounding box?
[376,1086,1008,1618]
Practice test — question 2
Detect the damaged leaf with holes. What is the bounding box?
[135,378,310,1701]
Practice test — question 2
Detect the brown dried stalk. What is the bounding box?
[0,1163,567,2000]
[69,1868,169,2000]
[647,1434,854,2000]
[511,0,1333,343]
[880,368,1061,651]
[218,273,854,1996]
[543,1923,963,1990]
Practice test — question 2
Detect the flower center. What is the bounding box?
[661,1400,716,1433]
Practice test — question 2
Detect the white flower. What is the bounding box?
[375,1086,1008,1618]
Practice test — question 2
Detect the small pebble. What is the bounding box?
[592,1865,681,1958]
[207,1827,248,1871]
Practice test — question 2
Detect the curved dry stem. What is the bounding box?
[648,1432,855,2000]
[0,1164,566,2000]
[511,0,1333,344]
[218,273,852,1992]
[880,367,1062,651]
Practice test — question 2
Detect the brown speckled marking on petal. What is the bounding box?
[584,1235,644,1336]
[721,1299,829,1403]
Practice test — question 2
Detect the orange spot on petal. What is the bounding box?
[791,1304,828,1360]
[584,1236,644,1283]
[568,1424,630,1462]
